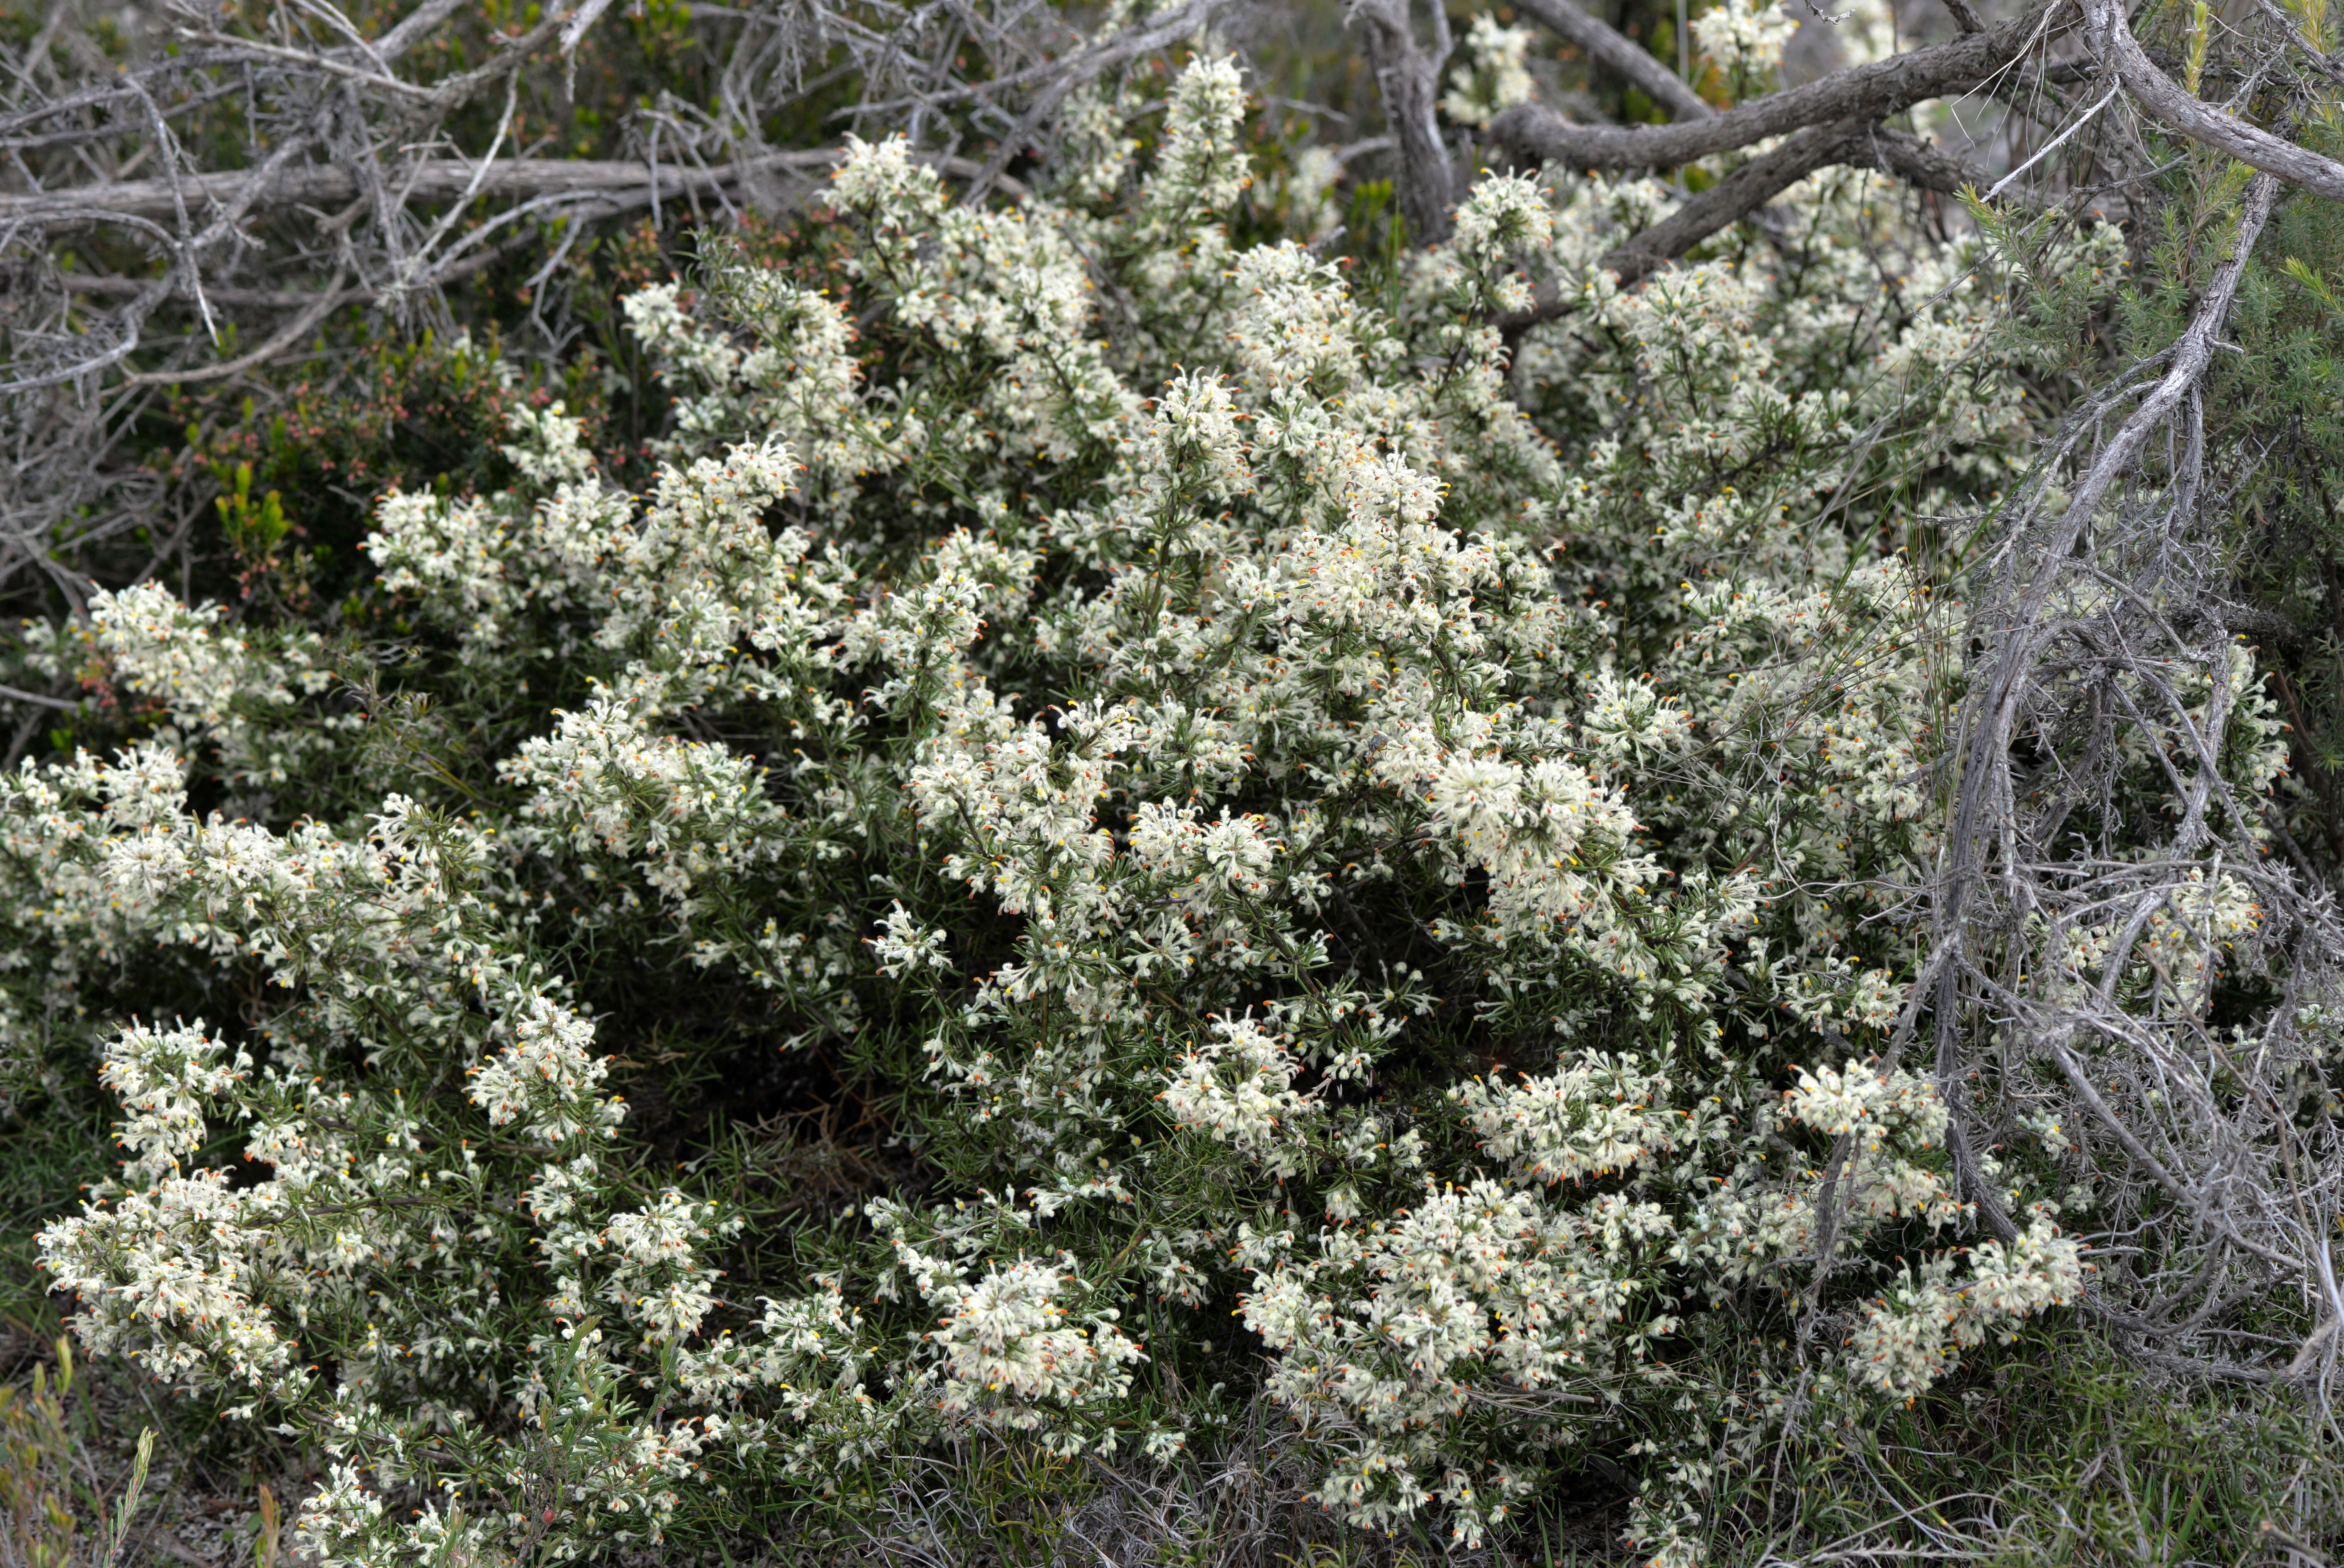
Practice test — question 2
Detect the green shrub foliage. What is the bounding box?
[12,54,2281,1568]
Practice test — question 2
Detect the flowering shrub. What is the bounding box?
[9,45,2282,1568]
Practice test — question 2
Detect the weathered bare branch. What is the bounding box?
[1911,165,2344,1368]
[121,272,356,386]
[0,0,1113,619]
[1350,0,1456,245]
[1499,122,1987,335]
[1489,0,2070,173]
[1509,0,1713,123]
[0,147,1022,230]
[2087,0,2344,199]
[1622,119,1983,272]
[1600,117,1866,286]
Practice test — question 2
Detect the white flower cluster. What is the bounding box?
[1160,1013,1321,1170]
[1846,1218,2086,1398]
[1242,1175,1659,1545]
[1442,13,1538,129]
[0,35,2215,1565]
[33,583,341,793]
[1693,0,1796,78]
[928,1259,1144,1425]
[100,1019,247,1179]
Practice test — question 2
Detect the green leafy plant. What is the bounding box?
[0,1340,153,1568]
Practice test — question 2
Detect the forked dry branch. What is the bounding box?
[0,0,1145,611]
[1925,162,2344,1388]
